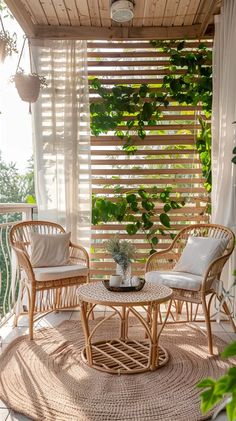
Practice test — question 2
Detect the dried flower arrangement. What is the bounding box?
[106,237,136,273]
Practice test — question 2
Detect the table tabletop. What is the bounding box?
[77,281,173,306]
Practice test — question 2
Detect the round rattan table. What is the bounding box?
[77,281,173,375]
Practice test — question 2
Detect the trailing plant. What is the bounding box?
[151,40,212,113]
[90,78,166,154]
[92,186,184,254]
[232,147,236,165]
[150,40,212,192]
[196,118,212,192]
[10,69,47,88]
[0,6,17,62]
[0,30,17,58]
[90,40,213,192]
[198,341,236,421]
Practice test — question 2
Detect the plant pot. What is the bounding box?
[116,263,132,285]
[14,73,41,103]
[0,39,7,63]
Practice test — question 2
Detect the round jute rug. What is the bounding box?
[0,318,232,421]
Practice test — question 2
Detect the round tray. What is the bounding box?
[102,278,145,292]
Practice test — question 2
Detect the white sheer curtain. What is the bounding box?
[31,40,91,248]
[212,0,236,291]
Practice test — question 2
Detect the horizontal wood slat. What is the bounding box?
[87,41,213,49]
[88,39,211,280]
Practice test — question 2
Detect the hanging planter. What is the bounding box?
[0,16,17,63]
[12,71,46,103]
[11,38,47,110]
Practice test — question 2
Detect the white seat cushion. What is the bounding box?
[145,271,202,291]
[33,264,89,282]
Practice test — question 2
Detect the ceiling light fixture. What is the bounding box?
[111,0,134,23]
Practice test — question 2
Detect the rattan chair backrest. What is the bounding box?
[9,220,65,258]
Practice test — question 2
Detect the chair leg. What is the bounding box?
[202,295,213,355]
[222,300,236,333]
[29,288,36,340]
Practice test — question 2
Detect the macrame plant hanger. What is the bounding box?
[14,37,41,113]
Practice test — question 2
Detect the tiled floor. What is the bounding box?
[0,308,235,421]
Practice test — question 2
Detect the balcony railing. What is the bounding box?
[0,204,37,325]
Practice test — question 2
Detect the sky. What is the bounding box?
[0,10,33,173]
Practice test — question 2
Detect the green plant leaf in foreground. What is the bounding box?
[198,340,236,421]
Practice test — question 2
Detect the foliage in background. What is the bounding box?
[0,0,14,19]
[198,341,236,421]
[0,153,36,314]
[90,78,166,154]
[0,1,17,58]
[196,118,212,192]
[152,40,212,113]
[92,187,184,254]
[232,146,236,165]
[0,153,36,204]
[90,40,212,190]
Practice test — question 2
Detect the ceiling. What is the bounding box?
[5,0,222,40]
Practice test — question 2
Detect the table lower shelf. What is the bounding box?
[81,339,169,374]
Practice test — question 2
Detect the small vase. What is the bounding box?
[116,263,132,285]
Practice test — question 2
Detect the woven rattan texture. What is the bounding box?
[77,281,172,305]
[0,319,232,421]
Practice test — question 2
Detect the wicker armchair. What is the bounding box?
[9,220,90,339]
[145,223,235,354]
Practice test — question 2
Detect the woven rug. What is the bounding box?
[0,318,232,421]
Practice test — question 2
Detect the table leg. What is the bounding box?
[80,300,92,366]
[150,302,158,370]
[120,306,126,341]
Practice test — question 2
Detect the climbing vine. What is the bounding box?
[90,40,213,190]
[92,187,184,254]
[90,78,167,154]
[91,40,212,251]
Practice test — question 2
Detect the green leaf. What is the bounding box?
[126,224,138,235]
[142,200,154,211]
[160,213,171,228]
[226,395,236,421]
[151,236,159,245]
[164,203,171,213]
[138,189,148,199]
[221,342,236,358]
[142,102,153,121]
[197,379,215,388]
[139,84,148,98]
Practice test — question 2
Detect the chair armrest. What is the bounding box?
[69,242,90,267]
[11,246,36,283]
[145,246,178,272]
[201,253,232,292]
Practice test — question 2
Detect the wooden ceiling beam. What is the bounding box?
[33,23,202,40]
[5,0,35,37]
[198,0,219,36]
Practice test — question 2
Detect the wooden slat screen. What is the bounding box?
[87,40,212,280]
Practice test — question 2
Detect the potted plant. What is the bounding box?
[0,30,17,63]
[11,70,47,103]
[106,237,136,284]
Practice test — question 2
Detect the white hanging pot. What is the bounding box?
[14,73,41,103]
